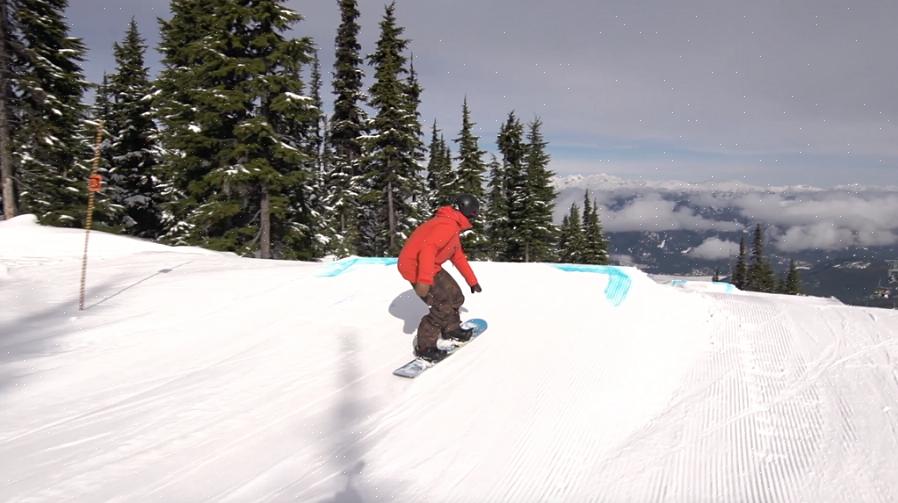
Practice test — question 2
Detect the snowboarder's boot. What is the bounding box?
[444,326,474,343]
[415,346,450,363]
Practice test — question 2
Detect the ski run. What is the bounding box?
[2,214,898,502]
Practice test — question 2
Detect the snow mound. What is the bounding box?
[0,214,222,267]
[1,223,897,502]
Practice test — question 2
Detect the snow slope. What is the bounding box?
[2,215,898,502]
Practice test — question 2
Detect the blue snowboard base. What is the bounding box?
[393,319,488,378]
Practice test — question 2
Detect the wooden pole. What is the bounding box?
[79,122,104,310]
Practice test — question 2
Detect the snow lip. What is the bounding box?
[319,256,398,277]
[552,263,633,306]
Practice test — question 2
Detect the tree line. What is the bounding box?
[0,0,610,264]
[723,224,802,295]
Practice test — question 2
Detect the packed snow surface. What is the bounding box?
[2,215,898,502]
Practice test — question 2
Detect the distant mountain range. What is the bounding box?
[553,174,898,308]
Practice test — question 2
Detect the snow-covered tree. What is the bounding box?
[156,0,316,259]
[360,1,425,256]
[519,117,556,262]
[484,153,510,260]
[425,119,453,211]
[582,193,609,265]
[497,112,527,261]
[107,19,162,238]
[453,97,486,198]
[8,0,90,227]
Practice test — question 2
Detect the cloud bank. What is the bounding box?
[557,175,898,252]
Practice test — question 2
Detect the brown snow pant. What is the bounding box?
[414,269,465,353]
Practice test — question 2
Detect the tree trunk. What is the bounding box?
[387,180,396,255]
[260,184,271,259]
[0,0,16,219]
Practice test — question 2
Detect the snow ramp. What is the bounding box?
[0,229,897,502]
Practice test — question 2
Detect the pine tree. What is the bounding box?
[784,258,801,295]
[452,97,488,258]
[156,0,316,259]
[519,117,556,262]
[88,73,123,232]
[582,193,609,264]
[453,97,486,197]
[402,54,427,223]
[425,119,453,210]
[308,48,324,173]
[107,19,162,237]
[11,0,90,227]
[484,153,509,260]
[324,0,367,256]
[559,202,586,263]
[746,224,776,292]
[154,0,219,242]
[732,233,747,289]
[330,0,366,165]
[497,112,527,261]
[361,2,424,256]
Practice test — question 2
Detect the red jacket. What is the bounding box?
[397,206,479,287]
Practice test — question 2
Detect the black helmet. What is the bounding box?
[454,193,479,219]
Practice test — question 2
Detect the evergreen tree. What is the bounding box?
[402,54,427,220]
[154,0,219,242]
[559,202,586,263]
[425,119,453,209]
[361,1,424,256]
[88,73,123,232]
[582,193,609,264]
[732,233,747,289]
[305,48,328,255]
[484,153,509,260]
[452,97,488,258]
[784,258,802,295]
[10,0,90,227]
[325,0,366,255]
[453,97,486,197]
[107,19,162,237]
[519,117,556,262]
[308,48,324,172]
[746,224,776,292]
[330,0,366,164]
[497,111,527,261]
[156,0,316,259]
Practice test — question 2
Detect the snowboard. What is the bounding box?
[393,318,488,378]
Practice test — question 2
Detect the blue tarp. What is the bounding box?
[319,257,398,277]
[552,264,632,306]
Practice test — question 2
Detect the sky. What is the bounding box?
[67,0,898,187]
[3,214,898,500]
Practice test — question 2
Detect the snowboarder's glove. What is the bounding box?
[414,282,431,298]
[471,283,482,294]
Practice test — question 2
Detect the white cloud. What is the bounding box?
[774,223,898,252]
[689,237,740,260]
[602,194,742,233]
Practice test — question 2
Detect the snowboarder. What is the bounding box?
[397,194,483,362]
